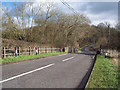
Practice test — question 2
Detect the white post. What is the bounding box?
[35,47,38,55]
[15,47,17,57]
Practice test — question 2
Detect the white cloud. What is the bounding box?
[2,1,117,28]
[25,2,118,27]
[62,2,118,27]
[83,12,117,27]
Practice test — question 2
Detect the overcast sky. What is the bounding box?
[2,1,118,27]
[58,2,118,27]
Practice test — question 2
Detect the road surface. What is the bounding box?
[1,47,96,88]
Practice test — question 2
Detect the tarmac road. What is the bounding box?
[1,46,96,88]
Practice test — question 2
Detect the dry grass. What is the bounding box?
[111,58,119,66]
[108,50,119,66]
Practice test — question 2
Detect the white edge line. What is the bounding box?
[59,54,67,56]
[62,57,74,62]
[0,63,54,83]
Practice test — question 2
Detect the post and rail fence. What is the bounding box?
[2,47,62,59]
[99,49,119,58]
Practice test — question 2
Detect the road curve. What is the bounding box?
[2,46,96,88]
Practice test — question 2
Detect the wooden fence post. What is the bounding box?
[45,47,46,53]
[52,48,54,52]
[43,48,44,53]
[47,48,48,53]
[2,47,3,58]
[3,47,6,58]
[29,47,31,55]
[55,48,57,52]
[51,47,52,53]
[39,47,41,53]
[18,47,20,56]
[0,47,1,59]
[44,47,46,53]
[38,47,39,54]
[59,48,61,52]
[45,47,47,53]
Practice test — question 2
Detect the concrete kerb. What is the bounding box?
[85,53,98,89]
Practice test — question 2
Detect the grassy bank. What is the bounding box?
[87,55,119,88]
[0,52,66,65]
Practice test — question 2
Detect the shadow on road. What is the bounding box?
[75,51,96,60]
[76,53,97,89]
[75,52,96,56]
[73,45,97,89]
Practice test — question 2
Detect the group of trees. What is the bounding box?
[94,22,120,51]
[2,2,120,51]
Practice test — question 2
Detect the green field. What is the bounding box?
[87,55,119,88]
[0,52,66,65]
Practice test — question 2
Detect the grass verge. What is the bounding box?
[87,55,119,88]
[78,44,90,53]
[0,52,66,65]
[78,50,82,53]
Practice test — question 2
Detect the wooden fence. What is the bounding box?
[2,47,61,59]
[102,49,119,58]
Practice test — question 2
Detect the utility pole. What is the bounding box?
[105,22,110,58]
[108,24,110,58]
[108,25,110,49]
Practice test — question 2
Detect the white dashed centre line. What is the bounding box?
[59,54,67,56]
[0,63,54,83]
[62,57,74,62]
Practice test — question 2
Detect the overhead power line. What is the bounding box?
[60,0,79,14]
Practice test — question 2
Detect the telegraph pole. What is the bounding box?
[108,24,110,58]
[105,23,110,58]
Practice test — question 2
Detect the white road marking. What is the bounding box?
[62,57,74,62]
[59,54,67,56]
[0,63,54,83]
